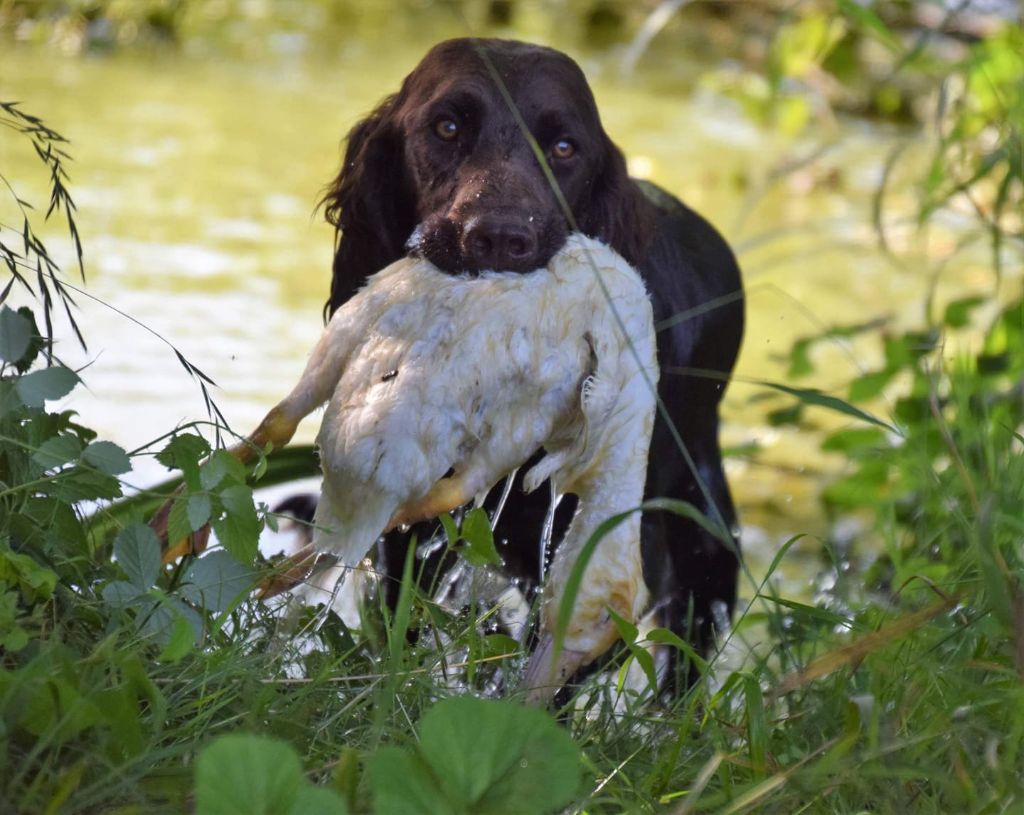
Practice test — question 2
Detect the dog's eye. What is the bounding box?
[433,118,460,141]
[552,138,576,160]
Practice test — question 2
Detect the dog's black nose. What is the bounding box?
[462,218,539,271]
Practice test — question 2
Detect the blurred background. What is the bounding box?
[2,0,1021,590]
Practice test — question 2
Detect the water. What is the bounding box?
[0,33,1006,589]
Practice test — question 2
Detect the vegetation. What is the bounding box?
[2,1,1023,813]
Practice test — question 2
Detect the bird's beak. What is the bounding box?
[520,633,589,706]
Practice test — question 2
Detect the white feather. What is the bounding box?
[268,233,659,662]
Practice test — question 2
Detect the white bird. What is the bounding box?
[228,233,658,701]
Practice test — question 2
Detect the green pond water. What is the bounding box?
[0,27,1005,590]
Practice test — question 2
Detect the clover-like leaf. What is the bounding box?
[196,733,347,815]
[460,507,500,566]
[416,697,580,814]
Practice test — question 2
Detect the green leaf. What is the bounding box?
[102,580,141,608]
[369,748,454,815]
[943,296,986,329]
[460,507,500,566]
[201,449,247,491]
[158,614,196,663]
[195,734,303,815]
[156,433,211,470]
[439,512,459,547]
[645,627,708,673]
[608,607,658,694]
[188,493,212,530]
[167,497,193,547]
[156,433,210,488]
[765,596,859,630]
[114,523,162,590]
[50,467,122,502]
[82,440,131,475]
[0,305,32,363]
[417,697,581,814]
[756,380,899,434]
[0,549,58,602]
[290,785,349,815]
[821,427,886,453]
[15,366,79,408]
[137,594,203,644]
[836,0,900,53]
[211,485,261,564]
[32,433,83,470]
[847,369,894,403]
[181,551,255,614]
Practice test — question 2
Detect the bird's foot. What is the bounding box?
[387,474,475,530]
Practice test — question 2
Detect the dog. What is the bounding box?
[319,38,744,690]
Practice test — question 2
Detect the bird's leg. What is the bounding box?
[519,497,648,704]
[385,469,485,531]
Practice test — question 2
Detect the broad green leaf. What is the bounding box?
[418,697,580,814]
[32,433,83,470]
[0,305,31,363]
[460,506,500,566]
[188,493,212,530]
[368,748,454,815]
[181,551,255,614]
[50,467,122,502]
[195,734,303,815]
[15,366,79,408]
[201,449,247,491]
[167,497,193,547]
[156,433,210,488]
[82,440,131,475]
[102,580,140,608]
[137,594,203,644]
[156,433,211,470]
[211,484,261,564]
[114,523,162,590]
[291,785,349,815]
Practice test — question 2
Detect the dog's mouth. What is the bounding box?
[406,214,567,275]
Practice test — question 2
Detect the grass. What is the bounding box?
[3,3,1023,810]
[3,290,1022,813]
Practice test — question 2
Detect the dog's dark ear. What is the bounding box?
[321,95,416,317]
[575,137,653,268]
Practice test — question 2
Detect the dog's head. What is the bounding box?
[323,38,652,313]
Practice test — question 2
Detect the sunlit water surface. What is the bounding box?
[1,33,1006,592]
